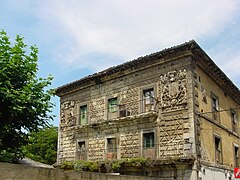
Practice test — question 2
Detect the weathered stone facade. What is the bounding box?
[56,41,240,180]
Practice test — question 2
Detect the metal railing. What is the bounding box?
[77,98,158,125]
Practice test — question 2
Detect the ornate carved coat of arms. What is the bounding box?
[159,69,188,112]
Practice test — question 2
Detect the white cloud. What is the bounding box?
[222,54,240,78]
[31,0,239,71]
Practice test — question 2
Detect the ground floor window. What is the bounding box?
[143,132,154,148]
[214,136,222,164]
[234,145,239,167]
[77,141,87,160]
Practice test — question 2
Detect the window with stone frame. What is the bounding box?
[231,109,237,133]
[214,136,222,164]
[107,138,117,153]
[78,141,86,151]
[234,145,239,167]
[142,88,155,112]
[106,137,117,160]
[77,141,87,160]
[79,105,88,125]
[108,97,118,113]
[211,94,219,122]
[143,132,154,148]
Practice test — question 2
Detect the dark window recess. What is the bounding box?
[234,146,239,167]
[107,138,116,152]
[78,141,86,151]
[215,136,222,164]
[143,88,155,112]
[231,110,237,133]
[212,95,219,121]
[212,96,218,111]
[143,132,154,148]
[77,141,86,160]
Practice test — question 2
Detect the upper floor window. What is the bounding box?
[142,88,155,112]
[214,136,222,164]
[143,132,154,148]
[212,95,219,111]
[78,141,86,152]
[211,94,219,122]
[108,97,118,113]
[231,109,237,133]
[79,105,88,125]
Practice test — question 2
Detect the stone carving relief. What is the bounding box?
[158,115,186,158]
[120,131,140,158]
[159,69,188,112]
[89,97,105,123]
[124,87,139,116]
[60,100,76,126]
[88,138,105,161]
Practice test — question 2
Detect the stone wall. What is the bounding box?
[58,56,195,163]
[0,163,162,180]
[196,66,240,168]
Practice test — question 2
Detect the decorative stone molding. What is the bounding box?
[120,131,140,158]
[124,87,139,115]
[159,69,188,112]
[158,115,188,158]
[89,97,105,123]
[60,100,76,126]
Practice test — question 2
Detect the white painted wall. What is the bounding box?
[199,165,234,180]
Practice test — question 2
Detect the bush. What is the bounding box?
[59,157,148,173]
[74,161,98,172]
[61,161,74,170]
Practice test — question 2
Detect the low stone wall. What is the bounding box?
[0,163,160,180]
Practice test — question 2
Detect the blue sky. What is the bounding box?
[1,0,240,126]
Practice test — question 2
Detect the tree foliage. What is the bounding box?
[0,30,54,162]
[23,126,58,165]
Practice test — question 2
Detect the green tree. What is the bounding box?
[23,126,58,165]
[0,30,54,162]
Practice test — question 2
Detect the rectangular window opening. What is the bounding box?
[77,141,86,160]
[231,110,237,133]
[108,98,118,113]
[234,146,239,167]
[80,105,88,125]
[211,94,219,122]
[212,96,219,111]
[78,141,86,152]
[106,137,117,160]
[215,136,222,164]
[143,132,154,148]
[143,88,155,112]
[107,138,117,153]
